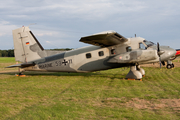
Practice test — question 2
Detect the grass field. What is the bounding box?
[1,57,180,119]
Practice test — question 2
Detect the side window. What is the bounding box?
[98,51,104,56]
[86,53,91,58]
[111,49,116,55]
[139,43,146,50]
[126,46,132,52]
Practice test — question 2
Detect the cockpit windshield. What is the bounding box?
[143,40,155,47]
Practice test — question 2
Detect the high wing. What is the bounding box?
[79,31,128,47]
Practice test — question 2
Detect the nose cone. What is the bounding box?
[160,46,176,61]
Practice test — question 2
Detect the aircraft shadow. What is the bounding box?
[0,71,125,80]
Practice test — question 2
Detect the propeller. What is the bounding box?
[157,42,165,69]
[157,42,160,54]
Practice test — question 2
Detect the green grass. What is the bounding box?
[0,57,15,63]
[0,57,17,71]
[1,57,180,119]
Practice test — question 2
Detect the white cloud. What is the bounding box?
[32,28,69,38]
[35,32,57,37]
[7,15,28,18]
[0,33,5,36]
[39,0,146,20]
[0,20,18,36]
[0,0,146,20]
[0,0,180,49]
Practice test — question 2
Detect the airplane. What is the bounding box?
[6,26,178,80]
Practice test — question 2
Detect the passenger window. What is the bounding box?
[139,43,146,50]
[98,51,104,56]
[111,49,116,54]
[126,46,132,52]
[86,53,91,58]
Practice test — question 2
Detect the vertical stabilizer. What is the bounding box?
[13,26,47,63]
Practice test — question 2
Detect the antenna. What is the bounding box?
[28,23,37,27]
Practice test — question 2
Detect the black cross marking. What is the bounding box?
[62,59,68,65]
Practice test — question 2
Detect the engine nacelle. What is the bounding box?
[108,49,158,63]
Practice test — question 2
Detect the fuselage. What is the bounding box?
[24,45,124,72]
[23,37,176,72]
[9,26,176,77]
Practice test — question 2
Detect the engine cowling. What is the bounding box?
[108,49,158,63]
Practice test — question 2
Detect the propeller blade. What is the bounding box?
[157,42,160,53]
[159,57,161,69]
[157,42,162,69]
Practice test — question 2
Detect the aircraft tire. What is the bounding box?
[166,64,172,69]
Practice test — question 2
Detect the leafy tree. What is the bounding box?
[0,49,14,57]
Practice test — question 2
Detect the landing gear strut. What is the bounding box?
[126,65,145,80]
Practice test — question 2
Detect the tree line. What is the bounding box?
[0,50,14,57]
[0,48,73,57]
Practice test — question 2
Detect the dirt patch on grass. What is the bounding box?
[125,98,180,111]
[95,97,180,112]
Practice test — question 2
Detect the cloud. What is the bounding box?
[0,0,146,21]
[0,20,18,36]
[0,33,5,36]
[39,0,146,20]
[34,31,58,37]
[0,0,180,49]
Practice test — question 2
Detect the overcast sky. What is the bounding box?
[0,0,180,50]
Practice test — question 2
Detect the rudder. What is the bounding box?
[12,26,47,63]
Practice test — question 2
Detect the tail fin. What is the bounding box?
[12,26,47,63]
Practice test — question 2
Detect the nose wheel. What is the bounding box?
[166,60,174,69]
[166,63,174,69]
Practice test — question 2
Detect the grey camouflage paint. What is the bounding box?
[9,27,176,76]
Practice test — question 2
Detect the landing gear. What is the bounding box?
[126,65,145,80]
[166,60,174,69]
[18,72,23,75]
[166,63,174,69]
[136,65,145,77]
[16,70,26,77]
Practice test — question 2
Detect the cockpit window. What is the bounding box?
[139,43,146,50]
[126,46,132,52]
[143,40,155,47]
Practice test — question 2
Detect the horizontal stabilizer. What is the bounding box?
[6,62,35,68]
